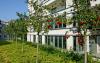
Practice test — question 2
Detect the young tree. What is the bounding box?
[4,20,16,41]
[27,1,49,63]
[16,12,28,53]
[73,0,100,63]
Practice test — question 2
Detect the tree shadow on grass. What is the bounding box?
[0,40,11,46]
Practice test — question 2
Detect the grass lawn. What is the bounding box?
[0,40,63,63]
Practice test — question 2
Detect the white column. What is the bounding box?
[33,35,34,43]
[36,35,39,43]
[30,34,33,43]
[47,36,48,45]
[42,35,45,45]
[97,36,100,53]
[86,36,90,52]
[56,36,59,48]
[53,36,55,47]
[27,34,31,42]
[62,36,63,49]
[66,36,74,50]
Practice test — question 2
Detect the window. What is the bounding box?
[48,36,50,45]
[33,35,36,42]
[39,35,42,44]
[91,0,96,1]
[63,36,66,49]
[0,21,1,24]
[0,35,1,38]
[73,36,76,51]
[45,36,47,44]
[59,36,62,48]
[55,24,59,28]
[62,23,66,28]
[55,36,58,47]
[54,23,66,29]
[45,35,67,49]
[50,36,53,45]
[0,30,1,33]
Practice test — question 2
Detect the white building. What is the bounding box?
[0,20,6,40]
[27,0,100,54]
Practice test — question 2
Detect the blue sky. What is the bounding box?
[0,0,28,21]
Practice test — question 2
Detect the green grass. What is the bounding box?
[0,41,63,63]
[0,40,100,63]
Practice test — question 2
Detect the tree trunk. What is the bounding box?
[8,34,10,41]
[22,34,24,53]
[36,32,39,63]
[15,34,18,47]
[84,31,87,63]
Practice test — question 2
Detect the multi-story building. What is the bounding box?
[27,0,100,54]
[0,20,6,40]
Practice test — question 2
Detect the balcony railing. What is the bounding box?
[50,6,66,14]
[40,0,55,5]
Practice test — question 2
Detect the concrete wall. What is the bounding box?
[90,0,100,6]
[97,36,100,53]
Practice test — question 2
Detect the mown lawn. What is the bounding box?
[0,40,63,63]
[0,40,100,63]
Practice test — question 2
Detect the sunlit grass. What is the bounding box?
[0,40,62,63]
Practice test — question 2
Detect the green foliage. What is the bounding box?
[60,51,83,63]
[73,0,100,31]
[3,12,28,41]
[27,1,49,33]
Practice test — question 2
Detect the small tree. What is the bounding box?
[73,0,100,63]
[27,1,49,63]
[4,20,16,41]
[16,12,28,53]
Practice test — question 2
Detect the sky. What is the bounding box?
[0,0,28,21]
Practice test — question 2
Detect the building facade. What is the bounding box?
[0,20,6,40]
[27,0,100,53]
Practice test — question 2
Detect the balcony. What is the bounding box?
[40,0,56,6]
[42,0,66,8]
[50,6,66,14]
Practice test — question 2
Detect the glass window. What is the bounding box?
[50,36,53,46]
[39,35,42,44]
[73,36,76,51]
[63,36,66,49]
[55,24,58,28]
[48,36,50,45]
[59,36,62,48]
[54,23,66,29]
[0,35,1,38]
[33,35,36,42]
[55,36,58,47]
[63,23,66,28]
[59,24,62,28]
[0,30,1,33]
[45,35,47,44]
